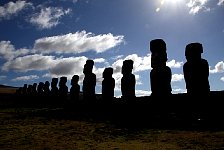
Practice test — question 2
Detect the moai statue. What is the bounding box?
[37,82,44,96]
[44,81,51,97]
[58,76,68,100]
[102,67,115,101]
[121,59,136,100]
[150,39,172,97]
[51,78,58,97]
[22,84,27,95]
[183,42,210,96]
[82,59,96,101]
[27,84,33,96]
[70,75,80,101]
[32,83,37,96]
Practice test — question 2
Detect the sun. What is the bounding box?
[156,0,184,12]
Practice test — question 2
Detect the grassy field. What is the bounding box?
[1,107,224,150]
[0,87,224,149]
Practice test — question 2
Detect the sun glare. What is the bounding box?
[156,0,184,12]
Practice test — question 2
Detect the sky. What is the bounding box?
[0,0,224,97]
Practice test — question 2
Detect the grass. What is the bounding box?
[1,107,224,150]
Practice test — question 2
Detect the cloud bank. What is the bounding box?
[33,31,124,54]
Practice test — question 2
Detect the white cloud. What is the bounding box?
[0,75,7,80]
[12,75,39,81]
[2,54,55,72]
[166,59,183,68]
[135,90,151,97]
[186,0,209,14]
[93,58,105,63]
[33,31,124,54]
[221,77,224,82]
[0,41,29,60]
[172,74,184,82]
[209,61,224,73]
[1,54,89,80]
[0,0,32,20]
[124,54,152,72]
[172,88,187,94]
[218,0,224,5]
[30,7,71,29]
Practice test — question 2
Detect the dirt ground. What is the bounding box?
[1,107,224,150]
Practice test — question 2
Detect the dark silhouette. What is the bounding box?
[150,39,172,96]
[37,82,44,96]
[70,75,80,101]
[43,81,51,96]
[183,42,210,96]
[102,67,115,101]
[27,84,33,95]
[32,83,37,96]
[82,60,96,101]
[58,76,68,100]
[51,78,59,98]
[22,84,27,95]
[121,59,136,99]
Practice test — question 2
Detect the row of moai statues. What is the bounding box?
[17,38,210,101]
[150,39,210,96]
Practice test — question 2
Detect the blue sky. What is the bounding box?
[0,0,224,97]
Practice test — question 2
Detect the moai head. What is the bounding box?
[83,59,94,74]
[122,60,134,75]
[59,76,67,87]
[45,81,50,88]
[185,42,203,62]
[37,82,44,93]
[32,83,37,90]
[51,78,58,88]
[71,75,79,86]
[150,39,168,69]
[103,67,113,79]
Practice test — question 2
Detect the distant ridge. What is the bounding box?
[0,84,18,88]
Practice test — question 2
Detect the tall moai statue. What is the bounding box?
[58,76,68,100]
[183,42,210,96]
[32,83,37,96]
[51,78,59,98]
[150,39,172,96]
[70,75,80,101]
[102,67,115,101]
[82,59,96,101]
[121,59,136,99]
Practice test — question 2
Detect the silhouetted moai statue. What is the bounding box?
[37,82,44,96]
[102,67,115,101]
[51,78,59,98]
[183,43,210,96]
[70,75,80,101]
[150,39,172,97]
[32,83,37,96]
[22,84,27,95]
[58,76,68,100]
[82,60,96,101]
[43,81,51,97]
[27,84,33,96]
[121,59,136,100]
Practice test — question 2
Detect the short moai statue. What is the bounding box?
[51,78,59,98]
[183,42,210,96]
[102,67,115,101]
[22,84,28,95]
[121,59,136,100]
[43,81,51,97]
[70,75,80,101]
[37,82,44,96]
[82,60,96,101]
[58,76,68,100]
[150,39,172,97]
